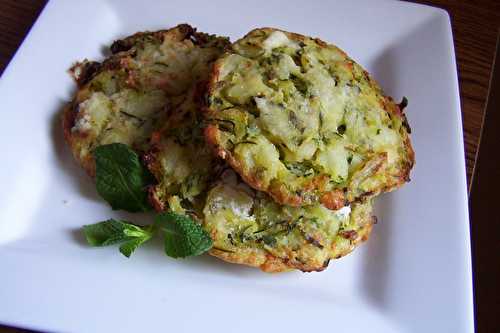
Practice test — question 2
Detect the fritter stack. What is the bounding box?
[64,24,414,272]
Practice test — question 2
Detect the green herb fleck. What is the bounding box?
[337,124,346,135]
[262,235,277,247]
[399,96,408,110]
[285,161,315,177]
[290,74,308,95]
[212,118,236,133]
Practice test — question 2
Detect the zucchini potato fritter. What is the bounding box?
[63,24,229,176]
[143,37,230,213]
[204,170,375,272]
[205,28,414,209]
[144,86,223,214]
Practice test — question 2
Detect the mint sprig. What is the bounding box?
[82,213,213,259]
[94,143,153,212]
[83,219,153,257]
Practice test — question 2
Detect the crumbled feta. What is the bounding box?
[228,199,252,219]
[213,171,256,219]
[72,113,92,132]
[73,65,82,79]
[334,205,351,219]
[263,31,299,52]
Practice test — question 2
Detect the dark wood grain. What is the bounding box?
[0,1,498,332]
[469,34,500,333]
[410,0,500,188]
[0,0,46,77]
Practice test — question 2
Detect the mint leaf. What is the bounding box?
[155,212,213,258]
[82,213,212,259]
[83,219,143,246]
[119,237,150,258]
[83,219,153,257]
[94,143,153,212]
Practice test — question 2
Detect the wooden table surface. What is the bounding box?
[0,1,499,332]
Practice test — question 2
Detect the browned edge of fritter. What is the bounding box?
[142,131,166,212]
[209,215,375,273]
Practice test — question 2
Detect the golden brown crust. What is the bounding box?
[209,248,291,273]
[208,220,374,273]
[320,190,346,211]
[109,24,195,54]
[268,182,303,207]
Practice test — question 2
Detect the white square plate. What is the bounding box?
[0,0,473,332]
